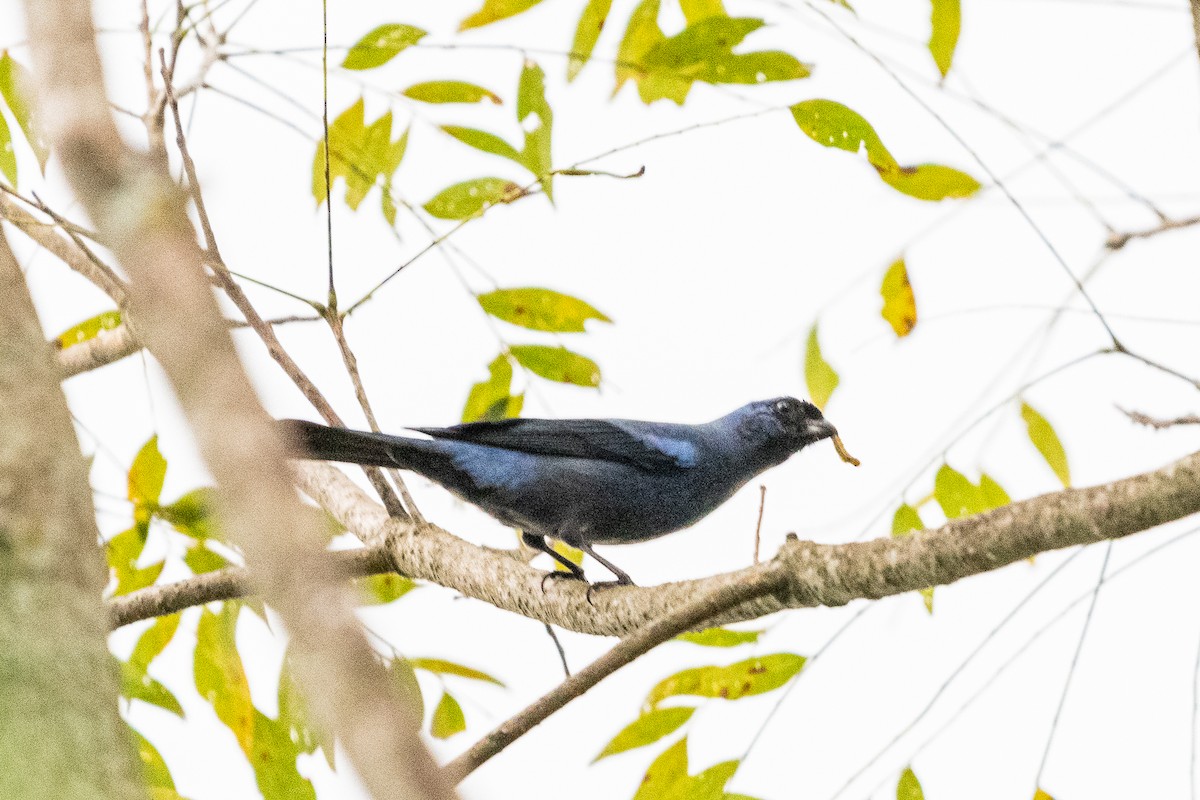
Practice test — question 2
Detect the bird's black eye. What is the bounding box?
[774,399,794,416]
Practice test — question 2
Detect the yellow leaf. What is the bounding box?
[804,324,839,410]
[1034,790,1055,800]
[1021,401,1071,487]
[929,0,961,78]
[880,258,917,337]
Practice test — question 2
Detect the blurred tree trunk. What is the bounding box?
[0,228,145,800]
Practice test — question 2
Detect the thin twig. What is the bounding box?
[1035,542,1113,786]
[325,311,423,521]
[1106,214,1200,250]
[159,55,408,519]
[543,623,571,678]
[753,485,767,565]
[442,566,788,784]
[1119,407,1200,429]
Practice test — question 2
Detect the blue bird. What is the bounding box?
[283,397,856,585]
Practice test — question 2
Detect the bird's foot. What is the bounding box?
[540,569,586,593]
[586,576,636,606]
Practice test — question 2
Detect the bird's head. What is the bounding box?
[733,396,857,469]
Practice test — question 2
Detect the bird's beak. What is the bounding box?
[804,418,838,442]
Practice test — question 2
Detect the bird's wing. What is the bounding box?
[409,418,697,472]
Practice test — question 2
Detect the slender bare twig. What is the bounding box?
[543,623,571,678]
[1106,214,1200,250]
[1119,407,1200,429]
[0,190,127,305]
[753,484,767,564]
[1109,346,1200,391]
[442,566,789,784]
[324,312,423,521]
[1190,0,1200,75]
[158,55,408,519]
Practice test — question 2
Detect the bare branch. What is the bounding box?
[0,189,127,305]
[108,547,391,629]
[1106,214,1200,250]
[21,2,453,798]
[1120,406,1200,430]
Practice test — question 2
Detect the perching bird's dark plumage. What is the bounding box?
[283,397,852,585]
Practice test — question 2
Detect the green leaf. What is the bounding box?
[689,758,742,800]
[695,50,811,86]
[404,81,500,104]
[568,0,613,81]
[462,355,524,423]
[518,61,555,200]
[621,13,810,104]
[645,653,806,708]
[509,345,601,387]
[185,543,230,575]
[440,126,523,164]
[615,0,666,93]
[676,627,762,647]
[250,709,317,800]
[897,766,925,800]
[633,736,690,800]
[459,0,545,31]
[880,163,980,201]
[341,24,426,70]
[121,659,183,717]
[314,99,408,219]
[278,656,336,768]
[979,473,1012,510]
[131,728,178,792]
[1021,401,1071,487]
[195,605,254,756]
[160,487,224,543]
[804,324,839,410]
[131,613,182,671]
[0,108,14,186]
[423,177,524,220]
[928,0,961,78]
[431,692,466,739]
[681,0,727,23]
[129,435,168,508]
[0,53,49,171]
[409,658,505,686]
[594,706,695,762]
[934,464,985,519]
[55,310,122,349]
[356,573,417,605]
[106,526,164,596]
[790,99,980,201]
[880,258,917,337]
[891,503,924,537]
[388,658,424,730]
[478,287,612,332]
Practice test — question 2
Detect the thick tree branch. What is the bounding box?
[21,3,453,800]
[0,229,143,799]
[111,449,1200,636]
[292,451,1200,638]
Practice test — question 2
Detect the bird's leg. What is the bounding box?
[522,532,587,590]
[573,544,638,606]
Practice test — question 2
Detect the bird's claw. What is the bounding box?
[585,577,636,606]
[540,569,586,593]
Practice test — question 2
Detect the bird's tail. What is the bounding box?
[281,419,431,468]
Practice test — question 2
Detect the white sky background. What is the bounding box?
[5,0,1200,798]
